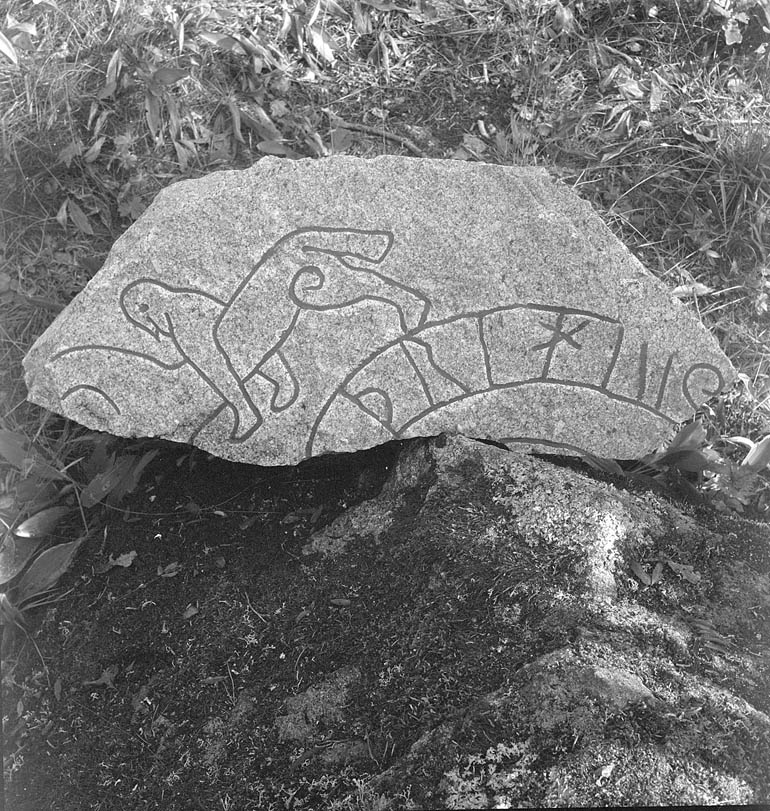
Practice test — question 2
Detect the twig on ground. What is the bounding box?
[339,122,429,157]
[323,109,429,157]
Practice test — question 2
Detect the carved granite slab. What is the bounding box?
[23,156,736,464]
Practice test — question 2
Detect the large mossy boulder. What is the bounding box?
[7,435,769,809]
[300,435,769,807]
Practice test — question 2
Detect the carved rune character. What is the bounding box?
[529,313,591,378]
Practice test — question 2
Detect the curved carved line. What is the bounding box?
[119,278,226,341]
[288,266,325,307]
[299,227,395,264]
[206,231,398,436]
[186,404,264,446]
[120,277,227,306]
[347,387,395,431]
[267,350,300,412]
[331,256,431,332]
[286,290,420,332]
[394,378,677,436]
[61,385,121,415]
[255,308,302,375]
[166,327,261,441]
[52,344,187,371]
[223,226,396,313]
[404,337,472,396]
[185,334,302,445]
[682,363,725,410]
[188,412,223,447]
[308,375,676,459]
[517,303,620,324]
[307,306,649,458]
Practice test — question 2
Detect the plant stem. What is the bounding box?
[0,623,5,811]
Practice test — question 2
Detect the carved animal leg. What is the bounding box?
[384,284,431,333]
[257,350,299,412]
[179,343,264,441]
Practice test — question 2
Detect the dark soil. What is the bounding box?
[4,436,769,810]
[4,440,403,811]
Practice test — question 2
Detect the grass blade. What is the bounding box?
[12,537,85,607]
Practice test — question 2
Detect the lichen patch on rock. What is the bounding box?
[6,435,769,809]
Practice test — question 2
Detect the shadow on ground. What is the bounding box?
[4,435,770,809]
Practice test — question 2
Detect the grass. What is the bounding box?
[1,1,770,532]
[2,6,768,802]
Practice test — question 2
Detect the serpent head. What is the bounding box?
[120,280,173,340]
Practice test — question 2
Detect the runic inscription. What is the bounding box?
[23,156,736,464]
[39,227,726,460]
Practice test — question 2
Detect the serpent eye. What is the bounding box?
[297,265,323,291]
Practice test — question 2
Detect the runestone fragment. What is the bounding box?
[23,156,736,464]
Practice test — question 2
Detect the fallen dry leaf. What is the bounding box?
[83,665,118,689]
[95,550,137,573]
[630,560,651,585]
[672,282,714,299]
[667,560,701,583]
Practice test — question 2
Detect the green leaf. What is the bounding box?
[657,448,716,474]
[667,420,707,452]
[0,534,45,585]
[56,199,68,228]
[630,560,651,585]
[0,428,28,469]
[8,22,37,37]
[26,455,68,481]
[13,478,59,505]
[151,67,189,85]
[228,99,245,144]
[0,594,26,629]
[83,135,106,163]
[306,24,337,63]
[666,560,701,584]
[12,537,85,607]
[0,30,19,65]
[330,127,354,154]
[14,506,73,539]
[81,456,133,508]
[82,664,118,688]
[95,550,136,573]
[67,199,94,235]
[108,450,159,504]
[580,452,624,477]
[244,105,282,141]
[723,19,742,46]
[742,435,770,470]
[257,140,296,156]
[81,450,156,508]
[198,32,246,54]
[145,91,162,138]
